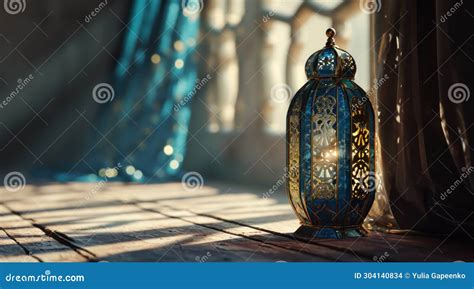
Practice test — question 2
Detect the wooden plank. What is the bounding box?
[2,182,471,262]
[117,183,473,262]
[0,184,326,261]
[129,200,366,261]
[0,229,39,262]
[0,204,89,262]
[114,183,367,261]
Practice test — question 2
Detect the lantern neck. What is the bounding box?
[325,37,335,47]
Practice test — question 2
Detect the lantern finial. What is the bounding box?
[325,28,336,47]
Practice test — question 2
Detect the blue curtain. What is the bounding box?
[57,0,200,182]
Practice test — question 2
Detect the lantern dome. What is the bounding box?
[304,28,356,79]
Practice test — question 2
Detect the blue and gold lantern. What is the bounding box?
[287,28,375,239]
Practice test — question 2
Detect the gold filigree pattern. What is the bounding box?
[288,98,308,222]
[340,52,355,71]
[317,53,335,71]
[311,95,337,199]
[351,99,370,199]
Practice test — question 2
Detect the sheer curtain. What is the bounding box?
[57,0,201,182]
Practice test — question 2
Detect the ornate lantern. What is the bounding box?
[286,28,375,239]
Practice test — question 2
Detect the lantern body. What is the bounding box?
[286,30,375,239]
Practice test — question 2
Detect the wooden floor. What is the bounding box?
[0,182,471,262]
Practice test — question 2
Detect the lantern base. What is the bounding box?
[294,225,367,240]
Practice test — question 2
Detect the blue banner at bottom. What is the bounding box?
[0,263,472,289]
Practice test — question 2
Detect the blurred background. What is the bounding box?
[0,0,369,185]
